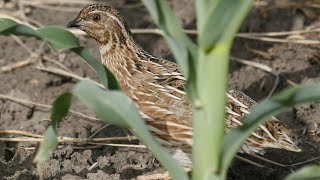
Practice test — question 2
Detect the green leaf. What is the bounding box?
[71,47,118,89]
[195,0,218,31]
[0,18,18,31]
[0,18,119,90]
[50,92,72,124]
[141,0,198,79]
[38,26,80,50]
[0,19,41,38]
[73,80,130,128]
[141,0,199,106]
[34,125,58,163]
[222,82,320,171]
[1,24,41,39]
[139,1,160,24]
[73,80,188,180]
[285,166,320,180]
[104,66,121,90]
[198,0,253,51]
[34,92,72,164]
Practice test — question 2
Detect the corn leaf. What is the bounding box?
[195,0,218,31]
[34,92,72,163]
[73,80,188,180]
[34,126,58,163]
[141,0,197,79]
[192,1,253,179]
[198,0,253,51]
[0,18,119,89]
[38,26,80,50]
[222,83,320,172]
[285,165,320,180]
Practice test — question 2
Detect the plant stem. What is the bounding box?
[192,45,230,180]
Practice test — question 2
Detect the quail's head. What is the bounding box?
[67,4,131,44]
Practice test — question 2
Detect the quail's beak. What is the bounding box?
[66,19,81,28]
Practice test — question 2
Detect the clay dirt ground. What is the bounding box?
[1,0,320,179]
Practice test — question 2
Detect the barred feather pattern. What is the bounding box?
[70,4,301,167]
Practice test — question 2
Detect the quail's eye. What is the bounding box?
[92,14,101,22]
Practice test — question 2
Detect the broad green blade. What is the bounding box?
[50,92,72,123]
[222,82,320,171]
[0,18,40,37]
[141,0,198,79]
[198,0,253,51]
[71,47,119,89]
[285,165,320,180]
[195,0,218,31]
[0,18,19,31]
[73,80,188,180]
[141,0,198,105]
[73,80,129,128]
[34,92,72,163]
[139,1,160,24]
[38,26,80,50]
[34,125,58,163]
[0,18,118,90]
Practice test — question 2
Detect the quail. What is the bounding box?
[67,4,301,168]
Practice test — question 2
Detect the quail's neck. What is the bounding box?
[98,37,146,95]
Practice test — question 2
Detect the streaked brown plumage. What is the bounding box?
[67,4,301,167]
